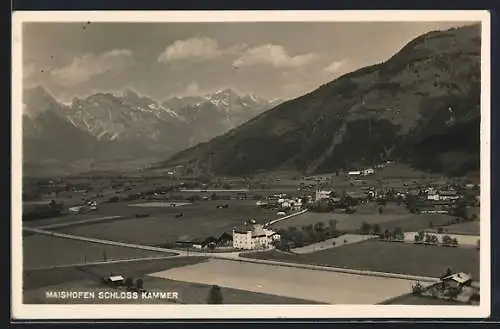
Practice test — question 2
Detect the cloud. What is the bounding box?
[233,44,318,69]
[50,49,134,85]
[158,37,245,64]
[323,60,347,74]
[185,82,200,95]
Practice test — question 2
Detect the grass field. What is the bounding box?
[149,258,416,304]
[245,240,479,279]
[56,200,281,246]
[270,210,455,233]
[23,257,322,304]
[23,235,175,269]
[428,221,480,235]
[24,257,206,290]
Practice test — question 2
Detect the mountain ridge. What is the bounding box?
[161,24,481,177]
[22,86,281,172]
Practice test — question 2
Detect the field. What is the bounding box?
[55,200,281,246]
[23,257,322,304]
[23,234,175,269]
[428,221,480,235]
[149,258,417,304]
[380,293,467,305]
[271,210,455,234]
[245,240,480,279]
[292,234,378,254]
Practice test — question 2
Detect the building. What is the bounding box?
[176,236,217,249]
[216,232,233,247]
[315,190,332,201]
[348,171,362,177]
[105,275,125,286]
[438,190,460,201]
[441,272,472,289]
[362,168,375,176]
[232,224,280,250]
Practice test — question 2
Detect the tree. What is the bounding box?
[124,277,134,288]
[412,281,424,295]
[393,227,404,240]
[383,229,390,240]
[136,278,144,290]
[207,285,224,304]
[314,222,325,232]
[328,219,338,231]
[452,198,468,219]
[414,231,425,242]
[360,221,371,234]
[442,235,452,246]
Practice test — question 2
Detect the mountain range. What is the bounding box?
[22,87,281,173]
[161,24,481,177]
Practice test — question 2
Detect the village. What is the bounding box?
[23,161,481,305]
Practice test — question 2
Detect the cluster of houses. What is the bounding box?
[255,194,304,213]
[311,181,475,216]
[347,168,375,178]
[68,200,98,214]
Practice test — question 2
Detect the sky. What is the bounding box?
[22,21,471,103]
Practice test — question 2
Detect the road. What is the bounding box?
[23,227,440,283]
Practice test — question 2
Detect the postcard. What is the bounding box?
[11,10,491,320]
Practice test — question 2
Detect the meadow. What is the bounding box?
[245,239,480,279]
[56,199,281,246]
[149,258,416,304]
[23,234,174,270]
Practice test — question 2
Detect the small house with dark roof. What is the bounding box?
[441,272,472,289]
[216,232,233,247]
[176,236,217,249]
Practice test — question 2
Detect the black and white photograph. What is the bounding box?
[11,10,491,319]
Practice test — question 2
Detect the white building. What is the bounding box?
[427,193,440,201]
[232,224,280,250]
[315,190,332,200]
[362,168,375,176]
[348,171,362,177]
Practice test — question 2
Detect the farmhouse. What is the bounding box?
[441,272,472,289]
[216,232,233,247]
[232,224,280,250]
[176,236,217,249]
